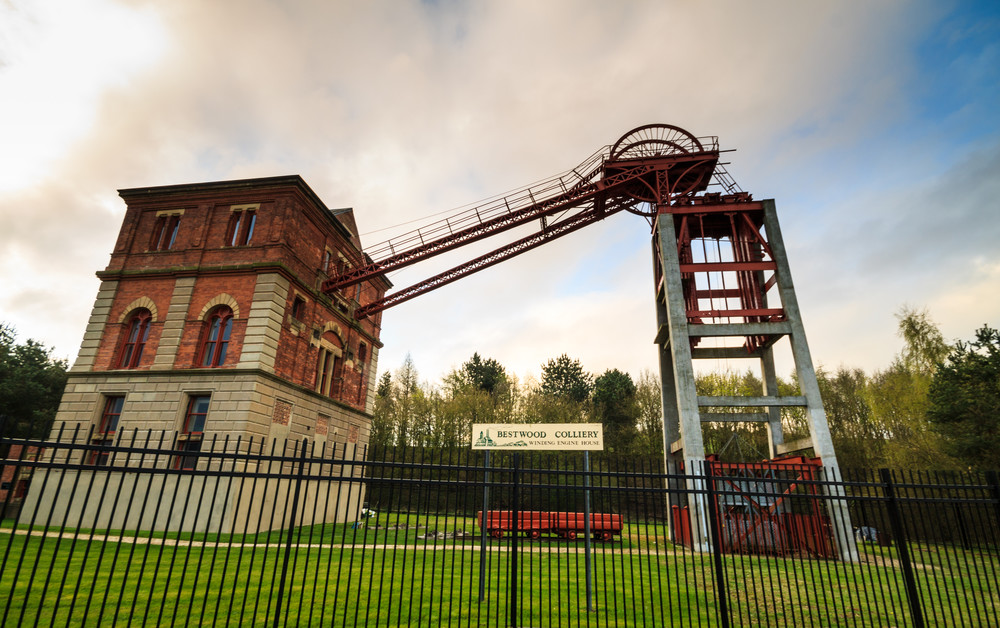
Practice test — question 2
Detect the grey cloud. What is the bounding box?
[0,0,979,378]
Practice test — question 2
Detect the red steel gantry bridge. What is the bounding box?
[323,124,856,559]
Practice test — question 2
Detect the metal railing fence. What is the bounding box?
[0,429,998,627]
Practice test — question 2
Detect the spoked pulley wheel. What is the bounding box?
[608,124,703,162]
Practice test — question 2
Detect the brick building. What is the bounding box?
[26,175,390,531]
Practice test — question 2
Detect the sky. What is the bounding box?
[1,0,998,389]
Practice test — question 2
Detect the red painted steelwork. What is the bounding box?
[323,124,718,308]
[656,193,784,353]
[354,195,638,318]
[322,124,789,356]
[673,456,837,558]
[323,163,655,293]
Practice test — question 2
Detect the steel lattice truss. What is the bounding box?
[324,124,781,353]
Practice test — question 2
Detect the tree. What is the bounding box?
[928,325,1000,469]
[371,354,427,447]
[592,369,640,453]
[817,367,883,469]
[437,353,518,445]
[864,308,957,469]
[453,352,507,397]
[370,372,395,448]
[540,354,593,403]
[634,370,664,456]
[897,307,950,374]
[0,324,69,439]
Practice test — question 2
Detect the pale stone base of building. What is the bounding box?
[20,464,367,535]
[28,367,373,534]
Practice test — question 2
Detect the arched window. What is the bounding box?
[200,306,234,367]
[117,309,152,369]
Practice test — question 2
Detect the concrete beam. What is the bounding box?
[654,324,670,346]
[700,412,770,423]
[697,395,808,407]
[691,347,759,360]
[689,322,791,337]
[775,437,814,455]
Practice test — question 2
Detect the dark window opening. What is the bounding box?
[200,306,234,367]
[150,215,180,251]
[225,209,257,247]
[176,395,209,470]
[90,396,124,466]
[117,309,152,369]
[291,296,306,321]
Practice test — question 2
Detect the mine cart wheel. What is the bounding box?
[490,530,503,539]
[565,530,577,540]
[528,530,541,540]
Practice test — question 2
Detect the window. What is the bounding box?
[200,306,233,367]
[150,214,180,251]
[176,395,209,470]
[117,309,152,369]
[90,396,124,466]
[225,209,256,246]
[322,249,333,273]
[315,346,342,398]
[356,343,368,404]
[291,296,306,321]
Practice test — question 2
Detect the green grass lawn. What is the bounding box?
[1,516,997,627]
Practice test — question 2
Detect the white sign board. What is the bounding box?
[471,423,604,451]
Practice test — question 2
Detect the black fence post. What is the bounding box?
[510,452,520,628]
[880,468,924,628]
[273,438,309,628]
[583,450,594,612]
[703,460,730,628]
[479,449,490,603]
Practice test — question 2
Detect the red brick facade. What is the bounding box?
[88,175,388,412]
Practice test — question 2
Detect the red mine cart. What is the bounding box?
[478,510,622,540]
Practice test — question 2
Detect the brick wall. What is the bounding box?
[60,175,385,438]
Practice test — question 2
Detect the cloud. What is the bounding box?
[1,0,995,385]
[0,0,167,192]
[790,136,1000,372]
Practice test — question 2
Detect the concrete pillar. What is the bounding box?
[655,210,710,551]
[655,211,704,460]
[760,347,784,459]
[760,199,859,561]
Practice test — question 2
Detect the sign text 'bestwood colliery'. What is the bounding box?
[470,423,604,451]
